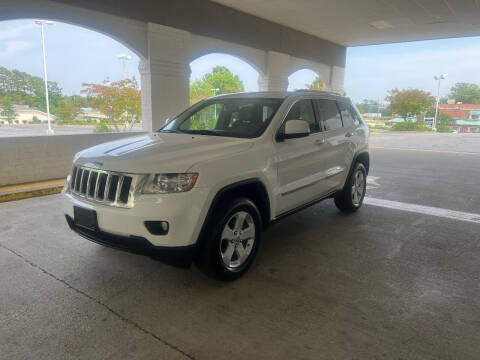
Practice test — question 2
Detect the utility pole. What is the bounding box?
[433,74,447,131]
[35,20,54,135]
[117,54,132,79]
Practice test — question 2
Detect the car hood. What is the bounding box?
[74,133,254,173]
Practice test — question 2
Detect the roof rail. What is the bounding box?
[294,89,344,96]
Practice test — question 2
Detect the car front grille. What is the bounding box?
[69,166,141,208]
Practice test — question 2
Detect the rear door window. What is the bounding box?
[315,99,343,131]
[337,101,360,127]
[285,99,319,133]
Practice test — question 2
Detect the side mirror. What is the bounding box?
[281,119,310,140]
[164,117,171,125]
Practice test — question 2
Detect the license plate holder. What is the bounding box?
[74,206,98,231]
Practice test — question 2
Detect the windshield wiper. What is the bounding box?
[182,130,223,136]
[157,129,184,133]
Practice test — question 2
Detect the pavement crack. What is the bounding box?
[0,243,195,360]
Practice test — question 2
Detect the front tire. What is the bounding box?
[196,198,262,281]
[334,162,367,213]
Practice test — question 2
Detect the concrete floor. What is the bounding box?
[1,133,480,359]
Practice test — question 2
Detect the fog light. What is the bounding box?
[145,221,169,235]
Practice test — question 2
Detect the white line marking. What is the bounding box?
[370,146,480,156]
[364,197,480,224]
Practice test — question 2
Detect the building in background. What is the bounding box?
[438,104,480,133]
[78,108,108,122]
[0,105,56,124]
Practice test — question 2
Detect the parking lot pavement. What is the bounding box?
[2,138,480,359]
[370,131,480,153]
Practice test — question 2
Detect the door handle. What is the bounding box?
[314,139,325,145]
[345,132,353,138]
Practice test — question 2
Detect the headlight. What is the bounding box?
[142,173,198,194]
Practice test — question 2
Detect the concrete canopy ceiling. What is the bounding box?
[211,0,480,46]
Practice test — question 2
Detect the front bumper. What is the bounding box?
[65,215,196,267]
[63,188,209,245]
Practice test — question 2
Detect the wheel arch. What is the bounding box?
[196,178,271,249]
[355,150,370,174]
[342,150,370,190]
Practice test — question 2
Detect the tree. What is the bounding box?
[356,99,381,114]
[386,88,435,119]
[306,77,324,91]
[0,97,17,123]
[81,77,141,132]
[190,66,244,104]
[448,83,480,104]
[55,99,80,122]
[0,66,62,112]
[437,113,455,126]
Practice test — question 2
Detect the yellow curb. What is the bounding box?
[0,179,66,203]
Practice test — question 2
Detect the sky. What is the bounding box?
[2,19,480,103]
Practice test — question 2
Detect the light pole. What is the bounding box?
[35,19,54,135]
[211,88,220,119]
[433,74,447,131]
[117,54,132,79]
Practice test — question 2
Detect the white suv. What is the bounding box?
[63,91,369,280]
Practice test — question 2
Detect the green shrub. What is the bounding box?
[391,122,432,132]
[436,125,453,133]
[93,123,113,133]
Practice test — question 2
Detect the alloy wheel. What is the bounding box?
[219,211,255,269]
[351,168,365,207]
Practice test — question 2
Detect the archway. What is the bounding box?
[288,69,321,91]
[0,18,142,135]
[189,53,260,104]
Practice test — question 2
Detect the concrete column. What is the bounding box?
[330,66,345,93]
[140,58,190,131]
[141,23,191,132]
[258,51,290,91]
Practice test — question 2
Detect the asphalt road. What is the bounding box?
[1,133,479,359]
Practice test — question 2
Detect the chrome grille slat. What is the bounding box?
[68,166,137,208]
[115,176,124,205]
[80,169,88,195]
[75,168,83,192]
[86,170,93,197]
[104,173,112,201]
[94,173,101,200]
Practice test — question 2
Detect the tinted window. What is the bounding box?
[161,98,283,138]
[338,102,356,127]
[338,102,362,127]
[285,99,318,133]
[315,99,343,130]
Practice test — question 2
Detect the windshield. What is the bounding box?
[159,98,283,138]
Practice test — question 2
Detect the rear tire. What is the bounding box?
[334,162,367,213]
[195,198,262,281]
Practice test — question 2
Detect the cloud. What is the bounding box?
[0,41,32,59]
[0,23,35,40]
[346,42,480,102]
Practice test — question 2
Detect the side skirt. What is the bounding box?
[271,190,338,224]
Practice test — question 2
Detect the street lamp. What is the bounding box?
[211,88,220,119]
[433,74,447,131]
[34,19,54,135]
[117,54,132,79]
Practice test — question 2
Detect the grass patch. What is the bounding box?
[436,125,453,133]
[391,122,432,132]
